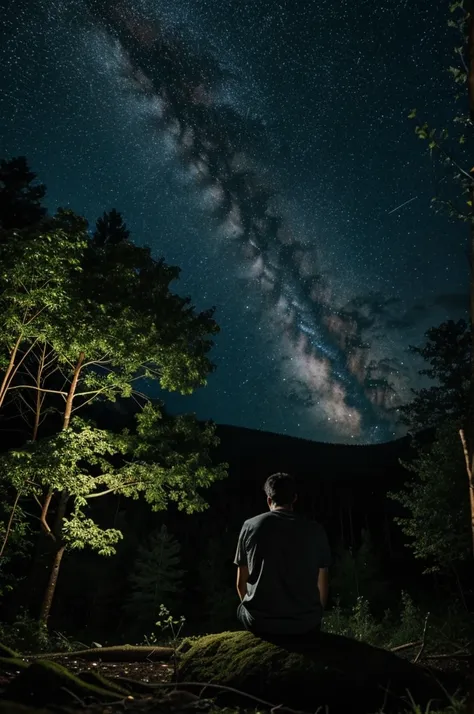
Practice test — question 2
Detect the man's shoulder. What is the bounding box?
[242,511,274,530]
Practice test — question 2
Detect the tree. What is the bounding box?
[0,208,88,421]
[125,525,185,633]
[93,208,130,246]
[399,319,470,433]
[0,157,46,231]
[0,175,226,623]
[390,420,471,573]
[408,1,474,550]
[0,408,223,622]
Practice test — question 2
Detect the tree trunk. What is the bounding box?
[38,544,65,625]
[32,342,47,442]
[38,489,69,624]
[63,351,85,429]
[37,352,85,623]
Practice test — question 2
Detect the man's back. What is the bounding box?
[235,509,331,635]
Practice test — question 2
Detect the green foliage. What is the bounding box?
[125,525,185,632]
[390,421,471,572]
[155,604,186,643]
[399,319,470,432]
[407,2,473,229]
[387,591,425,648]
[0,409,225,556]
[0,421,123,554]
[323,596,383,644]
[0,169,227,621]
[0,610,80,653]
[0,211,88,367]
[121,402,228,514]
[324,591,445,651]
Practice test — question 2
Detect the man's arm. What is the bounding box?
[236,565,249,601]
[318,567,329,609]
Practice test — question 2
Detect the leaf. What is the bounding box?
[408,109,417,120]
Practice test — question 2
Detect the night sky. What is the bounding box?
[0,0,468,444]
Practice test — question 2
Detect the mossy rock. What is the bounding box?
[0,656,29,672]
[177,630,449,714]
[0,641,21,658]
[5,659,122,707]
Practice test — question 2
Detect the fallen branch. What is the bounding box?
[423,651,473,661]
[390,641,422,653]
[414,613,430,664]
[29,644,174,662]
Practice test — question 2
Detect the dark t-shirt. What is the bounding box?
[234,509,331,635]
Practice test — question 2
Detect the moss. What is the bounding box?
[5,659,122,707]
[79,668,131,695]
[0,656,29,672]
[177,630,451,714]
[0,641,21,658]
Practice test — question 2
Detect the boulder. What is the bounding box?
[176,630,450,714]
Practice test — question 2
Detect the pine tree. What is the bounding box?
[93,209,130,246]
[0,157,46,231]
[125,525,185,632]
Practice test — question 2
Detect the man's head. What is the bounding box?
[264,472,297,511]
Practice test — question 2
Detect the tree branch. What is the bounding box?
[85,482,140,499]
[414,613,430,664]
[40,490,56,542]
[6,385,68,396]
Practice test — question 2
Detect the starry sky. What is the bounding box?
[0,0,468,444]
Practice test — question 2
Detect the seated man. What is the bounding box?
[234,472,330,637]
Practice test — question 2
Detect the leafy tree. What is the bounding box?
[125,525,185,633]
[390,420,471,573]
[407,2,474,557]
[0,171,226,624]
[0,209,88,426]
[399,319,470,432]
[0,157,46,231]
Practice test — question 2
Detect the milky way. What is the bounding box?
[0,0,468,443]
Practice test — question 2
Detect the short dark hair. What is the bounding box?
[264,473,296,506]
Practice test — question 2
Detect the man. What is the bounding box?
[234,472,330,636]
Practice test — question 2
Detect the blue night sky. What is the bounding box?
[0,0,468,443]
